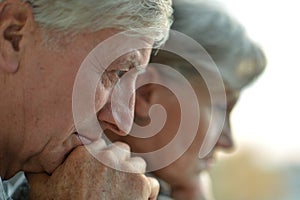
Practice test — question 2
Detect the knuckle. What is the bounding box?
[112,141,131,152]
[100,150,116,161]
[134,174,150,189]
[118,173,151,198]
[129,156,146,164]
[127,157,146,173]
[98,150,119,168]
[138,175,151,195]
[120,161,134,172]
[69,146,90,161]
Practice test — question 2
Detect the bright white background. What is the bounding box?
[218,0,300,165]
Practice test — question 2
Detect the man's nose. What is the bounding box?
[97,71,137,135]
[215,118,234,150]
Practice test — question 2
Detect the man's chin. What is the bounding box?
[24,137,83,174]
[23,153,67,175]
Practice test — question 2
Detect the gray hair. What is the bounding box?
[15,0,173,47]
[152,0,266,89]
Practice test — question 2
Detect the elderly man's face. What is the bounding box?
[3,26,152,176]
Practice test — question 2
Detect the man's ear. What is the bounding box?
[0,0,32,73]
[135,66,159,118]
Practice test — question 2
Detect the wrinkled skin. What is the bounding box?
[105,68,240,200]
[0,0,158,199]
[27,141,159,200]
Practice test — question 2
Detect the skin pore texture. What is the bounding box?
[0,0,173,199]
[0,25,152,178]
[105,69,239,199]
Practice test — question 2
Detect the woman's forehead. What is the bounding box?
[225,87,240,103]
[189,77,240,104]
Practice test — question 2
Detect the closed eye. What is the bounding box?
[116,69,128,78]
[213,104,227,112]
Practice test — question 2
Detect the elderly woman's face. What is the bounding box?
[148,82,239,186]
[15,28,152,175]
[110,73,240,187]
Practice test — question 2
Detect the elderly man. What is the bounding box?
[0,0,172,199]
[105,0,266,199]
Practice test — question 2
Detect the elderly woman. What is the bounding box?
[105,0,266,199]
[0,0,172,199]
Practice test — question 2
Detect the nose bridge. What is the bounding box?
[216,117,234,150]
[119,68,136,113]
[110,69,137,134]
[126,77,136,115]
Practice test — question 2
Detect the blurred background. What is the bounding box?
[209,0,300,199]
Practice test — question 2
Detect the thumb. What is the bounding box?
[26,172,49,190]
[147,176,160,200]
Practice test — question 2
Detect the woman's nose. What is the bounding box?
[215,119,234,150]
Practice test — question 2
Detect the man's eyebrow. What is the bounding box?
[109,50,147,71]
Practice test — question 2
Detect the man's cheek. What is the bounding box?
[95,85,111,112]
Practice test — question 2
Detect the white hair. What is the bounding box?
[152,0,266,89]
[17,0,173,47]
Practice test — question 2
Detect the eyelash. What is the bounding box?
[214,104,227,112]
[101,69,129,88]
[115,70,127,78]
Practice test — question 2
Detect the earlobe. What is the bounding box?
[0,0,31,73]
[0,49,19,73]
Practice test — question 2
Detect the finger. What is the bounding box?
[106,141,131,161]
[26,173,50,199]
[26,172,49,189]
[86,141,131,171]
[121,156,146,173]
[97,149,119,169]
[85,138,107,154]
[147,177,160,200]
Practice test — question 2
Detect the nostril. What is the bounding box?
[97,103,112,122]
[105,121,120,133]
[97,105,127,136]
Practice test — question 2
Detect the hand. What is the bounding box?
[27,140,159,200]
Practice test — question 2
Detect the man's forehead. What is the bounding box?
[80,31,154,73]
[113,47,152,69]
